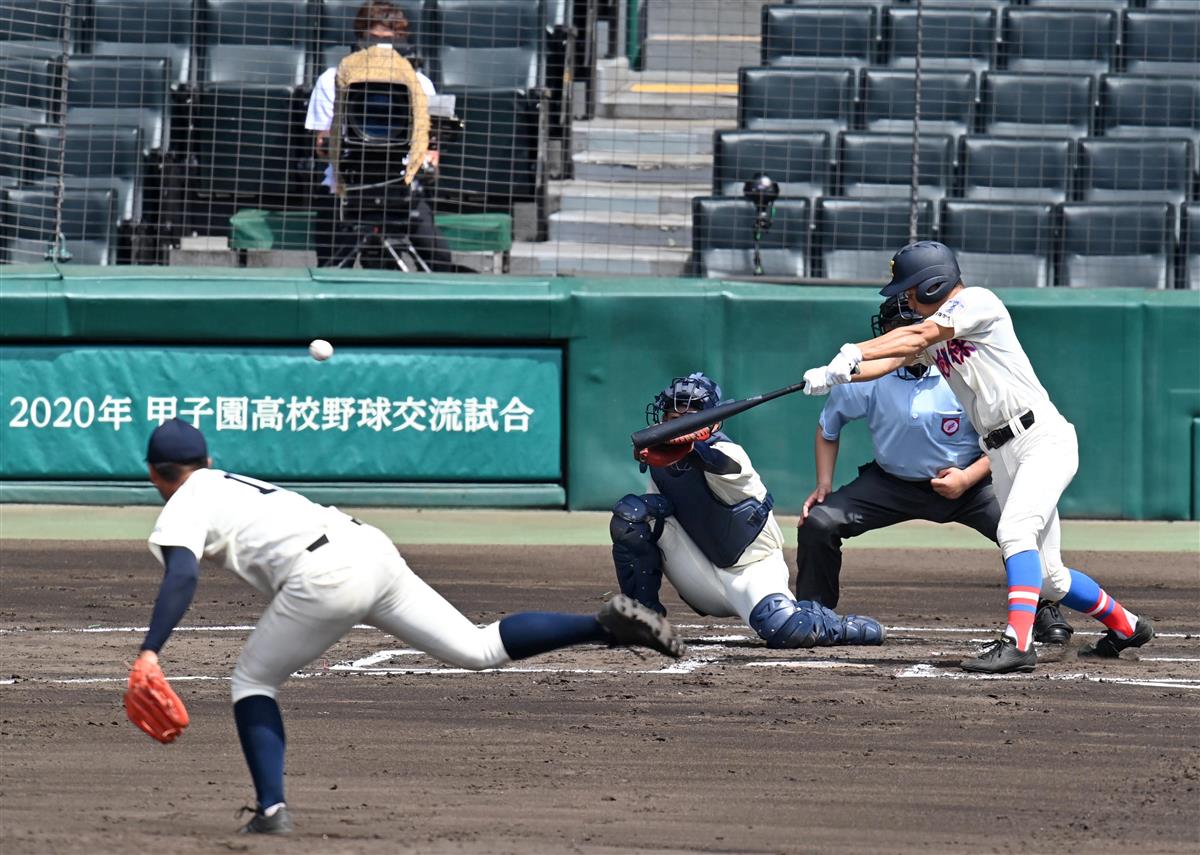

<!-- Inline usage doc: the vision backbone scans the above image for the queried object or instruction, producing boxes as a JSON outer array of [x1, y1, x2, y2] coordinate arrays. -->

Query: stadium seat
[[317, 0, 429, 75], [959, 137, 1073, 204], [0, 122, 22, 189], [1059, 202, 1175, 289], [433, 87, 544, 204], [1183, 204, 1199, 289], [0, 57, 58, 125], [760, 5, 876, 70], [813, 197, 933, 281], [200, 0, 311, 87], [692, 196, 811, 279], [1144, 0, 1200, 10], [0, 0, 66, 59], [738, 67, 855, 137], [1023, 0, 1128, 10], [1122, 11, 1200, 76], [1002, 8, 1117, 76], [1078, 138, 1192, 207], [2, 188, 118, 265], [65, 58, 171, 155], [836, 132, 953, 203], [711, 130, 830, 200], [187, 84, 299, 200], [23, 125, 145, 223], [981, 72, 1094, 139], [884, 8, 998, 74], [940, 200, 1056, 289], [91, 0, 195, 86], [860, 70, 976, 137], [1099, 75, 1200, 169], [430, 0, 543, 90]]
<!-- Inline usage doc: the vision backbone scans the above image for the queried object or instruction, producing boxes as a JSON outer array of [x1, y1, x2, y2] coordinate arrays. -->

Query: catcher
[[125, 419, 683, 835], [610, 372, 886, 649]]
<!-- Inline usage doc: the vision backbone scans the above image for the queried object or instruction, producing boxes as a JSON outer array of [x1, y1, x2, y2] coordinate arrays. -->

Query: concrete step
[[571, 118, 734, 156], [643, 36, 761, 75], [598, 92, 738, 122], [551, 180, 706, 218], [509, 240, 690, 278], [594, 59, 739, 122], [549, 209, 692, 249], [572, 149, 713, 184]]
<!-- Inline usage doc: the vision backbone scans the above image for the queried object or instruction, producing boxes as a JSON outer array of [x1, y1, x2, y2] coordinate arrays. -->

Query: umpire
[[796, 295, 1073, 643]]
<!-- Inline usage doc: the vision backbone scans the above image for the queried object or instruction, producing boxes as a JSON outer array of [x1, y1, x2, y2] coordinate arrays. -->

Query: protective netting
[[0, 1, 1196, 287]]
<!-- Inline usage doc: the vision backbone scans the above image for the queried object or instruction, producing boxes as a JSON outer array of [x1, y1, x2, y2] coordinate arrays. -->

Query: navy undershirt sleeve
[[141, 545, 200, 653]]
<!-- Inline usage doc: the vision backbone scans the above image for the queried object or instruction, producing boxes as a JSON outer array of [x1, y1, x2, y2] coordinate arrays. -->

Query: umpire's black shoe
[[1080, 616, 1155, 660], [1033, 599, 1074, 645], [237, 804, 293, 835], [961, 636, 1037, 674], [598, 594, 684, 659]]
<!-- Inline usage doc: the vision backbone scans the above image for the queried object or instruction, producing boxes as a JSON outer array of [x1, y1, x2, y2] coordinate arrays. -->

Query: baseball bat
[[631, 381, 807, 450]]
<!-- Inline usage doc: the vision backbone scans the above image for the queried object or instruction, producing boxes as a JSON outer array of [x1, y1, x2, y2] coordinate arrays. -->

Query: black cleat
[[237, 805, 293, 835], [597, 594, 685, 659], [961, 636, 1037, 674], [1033, 599, 1074, 645], [1080, 616, 1155, 660]]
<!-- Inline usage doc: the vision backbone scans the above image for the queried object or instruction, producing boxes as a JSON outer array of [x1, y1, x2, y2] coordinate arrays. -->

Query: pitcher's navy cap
[[880, 241, 961, 298], [146, 418, 208, 464]]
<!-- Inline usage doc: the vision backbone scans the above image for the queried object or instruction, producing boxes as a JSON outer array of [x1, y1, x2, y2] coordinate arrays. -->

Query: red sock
[[1006, 585, 1040, 651], [1087, 590, 1138, 638]]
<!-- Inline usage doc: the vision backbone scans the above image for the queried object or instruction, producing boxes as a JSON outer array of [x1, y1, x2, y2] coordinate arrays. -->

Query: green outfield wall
[[2, 265, 1198, 520]]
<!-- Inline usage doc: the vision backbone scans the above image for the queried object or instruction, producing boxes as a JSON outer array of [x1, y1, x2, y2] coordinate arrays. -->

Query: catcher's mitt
[[635, 442, 691, 468], [124, 657, 189, 744]]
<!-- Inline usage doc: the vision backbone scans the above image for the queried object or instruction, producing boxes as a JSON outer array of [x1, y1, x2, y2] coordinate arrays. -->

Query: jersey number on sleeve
[[223, 473, 277, 495]]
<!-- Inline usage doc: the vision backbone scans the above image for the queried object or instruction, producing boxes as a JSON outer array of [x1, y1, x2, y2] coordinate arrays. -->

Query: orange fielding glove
[[124, 656, 189, 744]]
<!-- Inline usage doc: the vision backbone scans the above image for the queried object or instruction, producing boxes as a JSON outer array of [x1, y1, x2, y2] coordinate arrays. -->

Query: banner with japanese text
[[0, 346, 561, 481]]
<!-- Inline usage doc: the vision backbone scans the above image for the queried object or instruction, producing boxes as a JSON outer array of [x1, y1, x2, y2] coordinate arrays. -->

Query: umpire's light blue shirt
[[819, 369, 982, 481]]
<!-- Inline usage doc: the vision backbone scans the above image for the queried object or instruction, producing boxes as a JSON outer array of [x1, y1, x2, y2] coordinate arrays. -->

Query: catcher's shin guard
[[792, 600, 886, 647], [749, 594, 824, 649], [610, 493, 671, 616]]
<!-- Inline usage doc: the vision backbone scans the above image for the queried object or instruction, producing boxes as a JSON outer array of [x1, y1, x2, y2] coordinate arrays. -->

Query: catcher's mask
[[870, 293, 920, 337], [646, 372, 723, 426]]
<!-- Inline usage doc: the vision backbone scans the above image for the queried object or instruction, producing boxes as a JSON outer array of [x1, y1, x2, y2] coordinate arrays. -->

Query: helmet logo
[[889, 258, 895, 277]]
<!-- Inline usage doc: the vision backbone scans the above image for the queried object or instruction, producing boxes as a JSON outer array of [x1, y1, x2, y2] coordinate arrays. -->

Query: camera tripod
[[328, 217, 431, 272]]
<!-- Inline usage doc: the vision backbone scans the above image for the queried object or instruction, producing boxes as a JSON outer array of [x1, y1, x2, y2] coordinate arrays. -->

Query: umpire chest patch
[[941, 417, 961, 436]]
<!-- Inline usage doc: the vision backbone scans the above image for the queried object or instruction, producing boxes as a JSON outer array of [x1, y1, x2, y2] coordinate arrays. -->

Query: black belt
[[983, 411, 1035, 451], [305, 518, 363, 553]]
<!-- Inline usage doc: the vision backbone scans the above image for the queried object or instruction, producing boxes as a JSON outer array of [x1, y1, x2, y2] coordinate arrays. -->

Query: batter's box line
[[895, 663, 1200, 690]]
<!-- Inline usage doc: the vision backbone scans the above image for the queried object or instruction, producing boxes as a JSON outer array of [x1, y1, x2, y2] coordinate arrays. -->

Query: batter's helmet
[[880, 240, 961, 305], [871, 293, 921, 338], [647, 372, 723, 426]]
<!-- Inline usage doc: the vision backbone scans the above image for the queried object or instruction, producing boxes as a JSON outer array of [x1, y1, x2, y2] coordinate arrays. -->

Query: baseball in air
[[308, 339, 334, 362]]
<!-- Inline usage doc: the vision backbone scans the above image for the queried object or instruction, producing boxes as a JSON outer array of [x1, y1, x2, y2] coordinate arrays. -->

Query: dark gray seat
[[813, 197, 934, 282], [982, 72, 1095, 139], [860, 70, 976, 137], [317, 0, 428, 73], [1078, 138, 1192, 207], [1002, 8, 1117, 75], [837, 132, 954, 204], [1183, 204, 1199, 290], [1144, 0, 1200, 10], [692, 196, 811, 280], [91, 0, 195, 86], [1059, 202, 1175, 289], [1122, 11, 1200, 76], [0, 0, 66, 59], [0, 57, 58, 125], [959, 137, 1073, 204], [201, 0, 310, 87], [1024, 0, 1127, 8], [761, 5, 876, 70], [24, 125, 144, 222], [2, 188, 117, 265], [66, 58, 171, 154], [188, 84, 299, 198], [885, 8, 998, 74], [738, 67, 855, 137], [1099, 75, 1200, 170], [431, 0, 543, 90], [0, 122, 22, 189], [711, 130, 830, 200], [940, 200, 1057, 289]]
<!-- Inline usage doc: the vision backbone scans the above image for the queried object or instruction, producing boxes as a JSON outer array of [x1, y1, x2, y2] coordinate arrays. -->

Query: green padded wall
[[2, 266, 1197, 519]]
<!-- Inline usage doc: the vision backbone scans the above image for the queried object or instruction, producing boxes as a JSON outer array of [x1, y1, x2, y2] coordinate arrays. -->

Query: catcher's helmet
[[871, 293, 921, 337], [880, 240, 961, 305], [647, 372, 723, 426]]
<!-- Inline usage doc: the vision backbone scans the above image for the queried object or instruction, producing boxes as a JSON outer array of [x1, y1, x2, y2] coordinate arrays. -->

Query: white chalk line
[[896, 663, 1200, 690]]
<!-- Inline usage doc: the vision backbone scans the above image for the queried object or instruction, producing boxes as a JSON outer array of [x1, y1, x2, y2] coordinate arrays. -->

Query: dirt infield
[[1, 541, 1197, 854]]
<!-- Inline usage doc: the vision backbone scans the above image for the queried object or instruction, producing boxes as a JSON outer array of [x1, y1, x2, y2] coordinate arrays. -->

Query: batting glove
[[825, 352, 857, 385], [838, 342, 863, 367], [802, 366, 831, 396]]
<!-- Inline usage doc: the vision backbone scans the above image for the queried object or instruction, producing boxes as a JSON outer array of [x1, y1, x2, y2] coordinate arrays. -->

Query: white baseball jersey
[[148, 468, 360, 595], [918, 287, 1060, 435], [305, 64, 437, 190]]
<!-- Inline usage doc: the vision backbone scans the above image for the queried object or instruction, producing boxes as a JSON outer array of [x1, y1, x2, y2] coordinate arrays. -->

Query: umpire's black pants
[[795, 461, 1000, 609]]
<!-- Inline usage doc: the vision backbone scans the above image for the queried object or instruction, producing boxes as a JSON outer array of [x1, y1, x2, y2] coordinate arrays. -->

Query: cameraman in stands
[[306, 1, 454, 271]]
